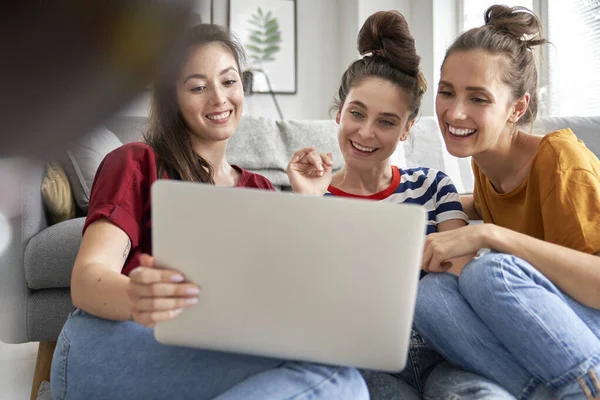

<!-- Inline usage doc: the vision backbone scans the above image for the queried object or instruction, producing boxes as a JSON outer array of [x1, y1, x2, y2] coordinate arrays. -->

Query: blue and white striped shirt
[[326, 166, 467, 235]]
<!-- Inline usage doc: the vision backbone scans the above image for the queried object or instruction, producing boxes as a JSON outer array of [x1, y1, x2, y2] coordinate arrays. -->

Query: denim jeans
[[50, 309, 368, 400], [360, 330, 443, 400], [362, 330, 517, 400], [414, 252, 600, 400]]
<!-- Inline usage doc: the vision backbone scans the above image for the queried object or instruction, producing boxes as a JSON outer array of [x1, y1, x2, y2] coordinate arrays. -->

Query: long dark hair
[[144, 24, 245, 183], [444, 5, 549, 126], [333, 11, 427, 122]]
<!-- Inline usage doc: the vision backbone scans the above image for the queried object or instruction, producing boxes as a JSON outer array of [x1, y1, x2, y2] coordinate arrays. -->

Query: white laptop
[[151, 180, 426, 372]]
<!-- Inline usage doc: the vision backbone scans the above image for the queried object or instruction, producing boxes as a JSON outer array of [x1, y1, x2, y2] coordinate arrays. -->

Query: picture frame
[[228, 0, 297, 94]]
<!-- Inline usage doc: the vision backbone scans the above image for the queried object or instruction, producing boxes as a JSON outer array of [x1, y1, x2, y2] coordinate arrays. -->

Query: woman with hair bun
[[415, 5, 600, 399], [287, 10, 512, 399]]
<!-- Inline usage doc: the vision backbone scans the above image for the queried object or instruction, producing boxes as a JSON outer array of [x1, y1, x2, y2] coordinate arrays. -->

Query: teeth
[[448, 125, 476, 136], [351, 141, 376, 152], [207, 111, 231, 121]]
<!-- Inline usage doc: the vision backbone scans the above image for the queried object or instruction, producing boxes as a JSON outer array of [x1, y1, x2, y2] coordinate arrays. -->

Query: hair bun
[[484, 5, 547, 47], [357, 10, 420, 77]]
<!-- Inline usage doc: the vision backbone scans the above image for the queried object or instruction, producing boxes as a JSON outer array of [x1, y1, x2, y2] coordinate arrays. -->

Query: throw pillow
[[41, 163, 76, 224], [62, 126, 122, 213]]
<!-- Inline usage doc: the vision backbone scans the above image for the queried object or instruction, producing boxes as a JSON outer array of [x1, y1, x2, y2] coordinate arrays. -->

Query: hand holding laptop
[[127, 254, 200, 327]]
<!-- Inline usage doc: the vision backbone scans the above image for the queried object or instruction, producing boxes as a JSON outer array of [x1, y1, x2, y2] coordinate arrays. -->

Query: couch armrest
[[25, 218, 85, 290]]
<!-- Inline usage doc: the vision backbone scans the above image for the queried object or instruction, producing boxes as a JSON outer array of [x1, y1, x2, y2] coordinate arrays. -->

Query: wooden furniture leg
[[30, 341, 57, 400]]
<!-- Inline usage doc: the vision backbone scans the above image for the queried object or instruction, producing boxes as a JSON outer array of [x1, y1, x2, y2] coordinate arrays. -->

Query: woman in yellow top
[[414, 5, 600, 400]]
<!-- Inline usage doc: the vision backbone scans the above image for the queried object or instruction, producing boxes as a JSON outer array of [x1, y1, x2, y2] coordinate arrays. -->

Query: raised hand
[[127, 254, 200, 327], [286, 146, 334, 196]]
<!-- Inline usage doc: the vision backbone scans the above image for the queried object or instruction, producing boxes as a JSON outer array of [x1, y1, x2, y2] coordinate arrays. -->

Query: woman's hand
[[127, 254, 200, 327], [286, 146, 334, 196], [422, 224, 497, 273]]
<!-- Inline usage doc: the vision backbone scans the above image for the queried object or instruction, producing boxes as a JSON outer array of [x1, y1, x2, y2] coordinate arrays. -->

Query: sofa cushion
[[62, 127, 122, 213], [393, 116, 474, 194], [41, 163, 76, 224], [226, 117, 343, 187], [534, 116, 600, 158], [104, 115, 148, 144], [24, 217, 85, 290]]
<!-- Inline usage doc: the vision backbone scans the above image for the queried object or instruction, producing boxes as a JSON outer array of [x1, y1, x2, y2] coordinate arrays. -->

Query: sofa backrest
[[535, 116, 600, 156], [103, 114, 599, 195]]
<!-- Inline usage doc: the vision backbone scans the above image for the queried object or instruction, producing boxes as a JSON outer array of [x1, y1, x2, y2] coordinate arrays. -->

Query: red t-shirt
[[83, 142, 275, 275]]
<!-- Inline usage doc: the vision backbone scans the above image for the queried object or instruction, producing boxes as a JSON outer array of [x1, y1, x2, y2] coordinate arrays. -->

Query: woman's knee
[[50, 310, 154, 399], [328, 366, 369, 399], [459, 252, 531, 305]]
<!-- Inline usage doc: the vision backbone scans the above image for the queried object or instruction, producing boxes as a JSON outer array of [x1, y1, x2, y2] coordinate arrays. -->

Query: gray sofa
[[1, 115, 599, 398]]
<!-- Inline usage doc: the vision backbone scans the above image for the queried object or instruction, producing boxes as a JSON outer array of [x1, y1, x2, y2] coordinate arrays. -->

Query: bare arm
[[71, 219, 201, 325], [460, 195, 482, 220], [70, 219, 133, 321], [423, 223, 600, 308], [436, 219, 475, 275], [486, 226, 600, 309]]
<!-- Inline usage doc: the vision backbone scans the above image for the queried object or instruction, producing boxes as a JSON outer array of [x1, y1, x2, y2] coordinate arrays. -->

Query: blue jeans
[[50, 309, 368, 400], [414, 252, 600, 399], [361, 329, 517, 399], [360, 329, 443, 400]]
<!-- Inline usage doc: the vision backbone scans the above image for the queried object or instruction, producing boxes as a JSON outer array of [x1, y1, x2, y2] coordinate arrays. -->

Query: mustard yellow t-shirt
[[473, 129, 600, 254]]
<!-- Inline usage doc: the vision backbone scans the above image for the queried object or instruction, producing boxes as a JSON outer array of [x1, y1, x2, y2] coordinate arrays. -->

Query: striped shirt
[[326, 166, 467, 235]]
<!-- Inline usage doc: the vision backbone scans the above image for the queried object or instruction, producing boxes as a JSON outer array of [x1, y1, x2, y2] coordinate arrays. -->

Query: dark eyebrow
[[348, 100, 402, 120], [438, 80, 495, 101], [183, 66, 238, 83]]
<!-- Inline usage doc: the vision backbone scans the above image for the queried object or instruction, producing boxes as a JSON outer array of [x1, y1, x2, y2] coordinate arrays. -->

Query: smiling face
[[176, 42, 243, 145], [336, 77, 414, 171], [435, 49, 527, 158]]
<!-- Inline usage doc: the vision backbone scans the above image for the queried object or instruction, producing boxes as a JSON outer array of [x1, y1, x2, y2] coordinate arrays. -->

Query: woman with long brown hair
[[49, 23, 368, 400], [416, 5, 600, 399]]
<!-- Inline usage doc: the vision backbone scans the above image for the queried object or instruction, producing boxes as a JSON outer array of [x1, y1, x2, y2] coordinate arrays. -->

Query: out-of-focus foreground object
[[0, 2, 195, 397], [0, 0, 194, 158]]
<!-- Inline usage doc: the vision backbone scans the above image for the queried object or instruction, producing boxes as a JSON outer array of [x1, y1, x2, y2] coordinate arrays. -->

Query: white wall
[[120, 0, 342, 120], [119, 0, 461, 119], [243, 0, 341, 120]]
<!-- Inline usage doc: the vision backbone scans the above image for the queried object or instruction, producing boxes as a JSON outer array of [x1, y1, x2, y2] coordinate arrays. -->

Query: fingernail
[[185, 287, 200, 295], [170, 274, 185, 282], [173, 308, 184, 315], [185, 297, 199, 305]]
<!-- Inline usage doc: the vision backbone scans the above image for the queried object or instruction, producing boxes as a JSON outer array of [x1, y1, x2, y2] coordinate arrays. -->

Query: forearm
[[460, 195, 481, 220], [71, 263, 133, 321], [486, 226, 600, 309]]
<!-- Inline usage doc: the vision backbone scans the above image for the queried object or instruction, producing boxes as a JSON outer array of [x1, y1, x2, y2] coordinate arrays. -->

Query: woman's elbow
[[70, 264, 84, 309]]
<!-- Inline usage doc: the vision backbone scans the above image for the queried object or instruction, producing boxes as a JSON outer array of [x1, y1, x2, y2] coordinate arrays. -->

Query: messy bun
[[484, 5, 547, 48], [333, 10, 426, 121], [358, 11, 420, 77], [443, 5, 549, 126]]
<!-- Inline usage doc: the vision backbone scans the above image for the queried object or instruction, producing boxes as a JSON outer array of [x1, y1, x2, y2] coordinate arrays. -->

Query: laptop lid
[[152, 180, 425, 371]]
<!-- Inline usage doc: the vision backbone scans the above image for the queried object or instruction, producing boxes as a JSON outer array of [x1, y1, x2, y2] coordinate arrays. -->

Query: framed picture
[[228, 0, 297, 94]]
